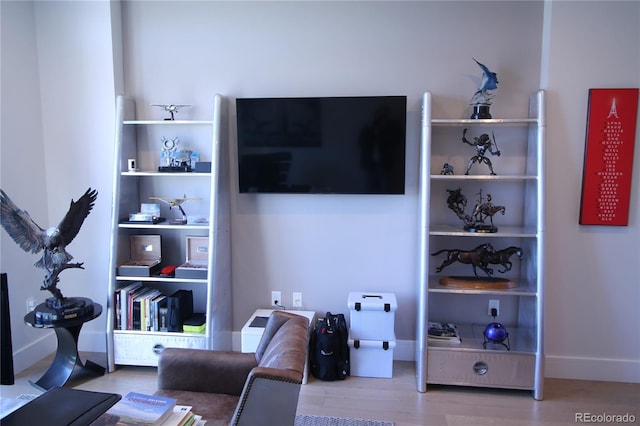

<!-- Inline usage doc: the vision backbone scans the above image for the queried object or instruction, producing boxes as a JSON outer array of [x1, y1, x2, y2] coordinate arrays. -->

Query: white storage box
[[348, 337, 396, 378], [347, 292, 397, 341]]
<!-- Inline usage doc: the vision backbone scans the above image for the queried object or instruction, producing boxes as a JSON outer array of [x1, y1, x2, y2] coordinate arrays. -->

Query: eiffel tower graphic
[[607, 97, 619, 119]]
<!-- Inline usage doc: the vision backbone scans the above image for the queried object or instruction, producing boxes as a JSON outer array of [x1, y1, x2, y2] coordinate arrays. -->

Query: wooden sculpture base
[[440, 276, 516, 289]]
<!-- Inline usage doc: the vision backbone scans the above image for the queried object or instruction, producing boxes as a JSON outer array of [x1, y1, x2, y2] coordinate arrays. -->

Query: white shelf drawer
[[114, 332, 206, 366], [427, 348, 535, 390]]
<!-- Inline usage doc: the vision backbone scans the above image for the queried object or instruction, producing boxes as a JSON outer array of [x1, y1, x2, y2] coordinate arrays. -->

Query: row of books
[[427, 322, 461, 343], [92, 392, 206, 425], [114, 282, 169, 331], [115, 283, 207, 333]]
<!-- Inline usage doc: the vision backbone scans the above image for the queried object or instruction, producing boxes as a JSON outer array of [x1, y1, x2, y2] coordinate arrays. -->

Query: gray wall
[[0, 0, 638, 382]]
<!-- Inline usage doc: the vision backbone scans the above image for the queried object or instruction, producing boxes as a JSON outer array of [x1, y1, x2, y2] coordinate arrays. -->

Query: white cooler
[[348, 338, 396, 378], [347, 292, 397, 378], [347, 292, 397, 341]]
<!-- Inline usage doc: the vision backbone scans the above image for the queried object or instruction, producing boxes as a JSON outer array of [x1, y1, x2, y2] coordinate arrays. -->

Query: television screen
[[236, 96, 407, 194]]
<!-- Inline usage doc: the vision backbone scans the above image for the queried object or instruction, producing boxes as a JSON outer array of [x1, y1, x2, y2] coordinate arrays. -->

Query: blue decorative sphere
[[484, 322, 508, 343]]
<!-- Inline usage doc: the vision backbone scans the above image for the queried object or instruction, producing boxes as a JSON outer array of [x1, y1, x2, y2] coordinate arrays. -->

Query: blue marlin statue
[[471, 58, 498, 106]]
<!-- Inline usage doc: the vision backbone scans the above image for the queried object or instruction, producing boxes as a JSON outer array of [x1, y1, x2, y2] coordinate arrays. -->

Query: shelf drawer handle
[[153, 343, 165, 355], [473, 360, 488, 375]]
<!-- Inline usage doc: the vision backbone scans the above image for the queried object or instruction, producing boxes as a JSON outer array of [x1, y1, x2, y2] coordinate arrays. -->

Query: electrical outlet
[[26, 297, 37, 313], [488, 299, 500, 317], [271, 291, 282, 307], [292, 292, 302, 308]]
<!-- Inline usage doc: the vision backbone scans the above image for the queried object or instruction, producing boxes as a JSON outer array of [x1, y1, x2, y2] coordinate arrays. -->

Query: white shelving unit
[[416, 91, 545, 400], [106, 95, 232, 371]]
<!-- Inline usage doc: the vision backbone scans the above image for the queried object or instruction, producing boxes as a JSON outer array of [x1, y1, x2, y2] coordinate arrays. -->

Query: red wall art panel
[[579, 88, 639, 226]]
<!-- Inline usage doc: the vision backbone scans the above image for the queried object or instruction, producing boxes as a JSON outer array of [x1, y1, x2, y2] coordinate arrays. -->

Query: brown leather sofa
[[155, 311, 310, 426]]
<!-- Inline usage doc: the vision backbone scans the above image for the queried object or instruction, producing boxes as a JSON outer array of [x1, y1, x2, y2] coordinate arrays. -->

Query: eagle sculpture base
[[35, 297, 95, 325]]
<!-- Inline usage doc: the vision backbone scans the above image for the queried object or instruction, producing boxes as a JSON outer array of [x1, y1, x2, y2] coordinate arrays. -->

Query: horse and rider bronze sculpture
[[446, 187, 505, 233]]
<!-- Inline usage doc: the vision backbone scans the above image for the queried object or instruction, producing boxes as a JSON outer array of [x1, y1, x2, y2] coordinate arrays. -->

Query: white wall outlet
[[488, 299, 500, 316], [26, 297, 37, 313], [271, 291, 282, 307], [292, 292, 302, 308]]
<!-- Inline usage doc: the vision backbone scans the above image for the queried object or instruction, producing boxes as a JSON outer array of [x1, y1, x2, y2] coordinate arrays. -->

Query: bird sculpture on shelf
[[149, 195, 201, 225], [0, 188, 97, 307], [151, 104, 191, 120]]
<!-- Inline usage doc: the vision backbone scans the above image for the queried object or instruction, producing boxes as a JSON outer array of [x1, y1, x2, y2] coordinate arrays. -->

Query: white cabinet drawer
[[114, 333, 206, 366]]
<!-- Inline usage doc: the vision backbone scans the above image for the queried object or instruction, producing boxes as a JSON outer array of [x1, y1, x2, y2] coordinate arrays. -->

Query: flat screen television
[[236, 96, 407, 194]]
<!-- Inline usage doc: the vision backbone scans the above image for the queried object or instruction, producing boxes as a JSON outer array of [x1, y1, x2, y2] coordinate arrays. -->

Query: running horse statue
[[431, 243, 496, 277], [431, 244, 523, 278], [483, 246, 523, 273]]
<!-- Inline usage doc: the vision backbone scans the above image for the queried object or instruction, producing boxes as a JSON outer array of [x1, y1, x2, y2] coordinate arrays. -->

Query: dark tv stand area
[[24, 302, 105, 391]]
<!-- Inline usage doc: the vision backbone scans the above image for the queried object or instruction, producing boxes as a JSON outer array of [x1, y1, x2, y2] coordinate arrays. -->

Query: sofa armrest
[[232, 366, 303, 426], [157, 348, 258, 396]]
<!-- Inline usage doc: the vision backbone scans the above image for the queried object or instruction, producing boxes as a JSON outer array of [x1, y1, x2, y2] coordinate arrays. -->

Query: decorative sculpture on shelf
[[152, 104, 191, 121], [446, 187, 505, 233], [431, 243, 495, 277], [440, 163, 455, 175], [484, 322, 510, 350], [0, 188, 97, 315], [462, 128, 501, 175], [431, 242, 523, 290], [159, 136, 196, 172], [469, 58, 498, 119], [149, 195, 201, 225]]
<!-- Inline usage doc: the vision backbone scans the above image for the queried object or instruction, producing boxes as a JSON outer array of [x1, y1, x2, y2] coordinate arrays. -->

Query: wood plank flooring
[[1, 352, 638, 426]]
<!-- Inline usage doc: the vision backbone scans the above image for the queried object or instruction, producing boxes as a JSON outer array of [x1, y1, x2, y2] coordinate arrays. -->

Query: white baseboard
[[545, 355, 640, 383], [12, 332, 56, 374], [17, 333, 639, 384]]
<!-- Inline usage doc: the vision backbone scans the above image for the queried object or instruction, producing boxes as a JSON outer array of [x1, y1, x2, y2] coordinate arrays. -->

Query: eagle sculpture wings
[[0, 188, 97, 305]]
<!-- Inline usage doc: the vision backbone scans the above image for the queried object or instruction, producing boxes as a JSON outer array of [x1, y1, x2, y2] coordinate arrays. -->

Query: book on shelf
[[428, 322, 461, 343], [115, 284, 173, 332], [92, 392, 176, 425]]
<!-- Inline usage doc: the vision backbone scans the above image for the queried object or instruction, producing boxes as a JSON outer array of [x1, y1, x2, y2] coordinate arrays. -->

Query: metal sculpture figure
[[483, 246, 523, 273], [149, 195, 201, 225], [446, 187, 505, 233], [152, 104, 191, 120], [470, 58, 498, 105], [462, 128, 501, 175], [0, 188, 97, 307], [431, 243, 496, 277], [432, 243, 523, 278]]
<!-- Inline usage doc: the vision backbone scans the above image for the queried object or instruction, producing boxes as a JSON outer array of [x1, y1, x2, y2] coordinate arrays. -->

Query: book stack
[[427, 322, 461, 343], [114, 283, 168, 331], [183, 313, 206, 334], [92, 392, 206, 426]]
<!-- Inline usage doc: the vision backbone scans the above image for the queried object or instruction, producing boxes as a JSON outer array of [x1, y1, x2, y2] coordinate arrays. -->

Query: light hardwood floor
[[1, 352, 638, 426]]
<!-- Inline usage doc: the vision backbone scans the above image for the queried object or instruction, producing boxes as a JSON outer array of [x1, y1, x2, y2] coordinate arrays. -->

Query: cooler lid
[[347, 292, 397, 312], [129, 235, 161, 261]]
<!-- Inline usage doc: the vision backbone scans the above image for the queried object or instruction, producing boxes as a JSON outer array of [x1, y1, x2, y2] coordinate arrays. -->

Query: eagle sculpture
[[0, 188, 97, 306]]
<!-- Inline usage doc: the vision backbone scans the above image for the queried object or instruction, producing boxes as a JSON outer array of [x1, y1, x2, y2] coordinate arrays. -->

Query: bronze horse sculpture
[[432, 244, 523, 277], [483, 246, 523, 273], [431, 243, 495, 277]]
